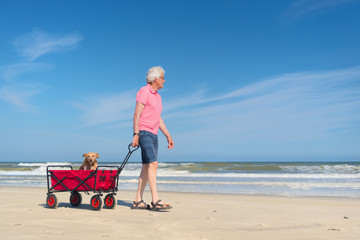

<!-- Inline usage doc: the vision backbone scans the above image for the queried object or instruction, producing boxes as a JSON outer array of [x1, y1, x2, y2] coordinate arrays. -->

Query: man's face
[[155, 73, 165, 89]]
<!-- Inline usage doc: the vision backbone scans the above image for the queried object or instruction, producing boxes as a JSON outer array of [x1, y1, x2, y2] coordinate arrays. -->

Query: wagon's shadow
[[40, 200, 133, 210], [40, 202, 93, 210], [117, 200, 132, 207]]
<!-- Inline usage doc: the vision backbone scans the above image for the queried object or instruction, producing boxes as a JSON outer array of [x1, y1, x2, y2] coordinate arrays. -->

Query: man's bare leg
[[133, 164, 149, 207], [147, 161, 170, 208]]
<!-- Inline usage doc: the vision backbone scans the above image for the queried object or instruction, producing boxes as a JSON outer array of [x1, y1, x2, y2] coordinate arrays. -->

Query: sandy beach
[[0, 187, 359, 239]]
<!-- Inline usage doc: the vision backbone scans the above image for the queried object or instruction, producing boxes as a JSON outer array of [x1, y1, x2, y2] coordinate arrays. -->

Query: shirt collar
[[147, 84, 158, 94]]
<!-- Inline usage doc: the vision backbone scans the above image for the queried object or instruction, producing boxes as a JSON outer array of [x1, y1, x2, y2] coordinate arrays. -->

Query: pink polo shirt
[[136, 84, 162, 135]]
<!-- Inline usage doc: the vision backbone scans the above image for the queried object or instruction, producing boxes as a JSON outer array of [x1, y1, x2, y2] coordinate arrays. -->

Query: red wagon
[[46, 144, 138, 210]]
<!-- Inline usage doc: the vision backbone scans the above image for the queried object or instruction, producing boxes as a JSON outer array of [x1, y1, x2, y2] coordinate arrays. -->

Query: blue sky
[[0, 0, 359, 162]]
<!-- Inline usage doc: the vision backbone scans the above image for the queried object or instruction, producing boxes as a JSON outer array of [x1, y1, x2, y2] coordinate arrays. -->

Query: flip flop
[[150, 200, 172, 211], [131, 200, 150, 210]]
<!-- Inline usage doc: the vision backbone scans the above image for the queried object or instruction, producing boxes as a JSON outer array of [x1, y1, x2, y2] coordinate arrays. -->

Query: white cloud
[[0, 62, 52, 109], [70, 91, 136, 126], [162, 66, 360, 155], [0, 30, 83, 109], [163, 89, 207, 111], [285, 0, 355, 20], [0, 62, 54, 82], [0, 83, 45, 110], [11, 29, 83, 61]]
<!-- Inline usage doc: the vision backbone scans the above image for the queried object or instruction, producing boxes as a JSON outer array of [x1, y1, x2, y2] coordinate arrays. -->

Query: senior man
[[131, 66, 174, 211]]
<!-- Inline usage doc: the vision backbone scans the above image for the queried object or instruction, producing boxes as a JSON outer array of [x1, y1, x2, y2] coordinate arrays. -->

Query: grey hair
[[146, 66, 165, 84]]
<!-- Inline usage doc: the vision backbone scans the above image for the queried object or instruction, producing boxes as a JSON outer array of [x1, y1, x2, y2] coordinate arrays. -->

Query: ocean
[[0, 161, 359, 198]]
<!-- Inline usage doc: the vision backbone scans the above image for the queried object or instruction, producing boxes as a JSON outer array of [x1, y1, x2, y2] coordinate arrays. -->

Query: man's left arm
[[159, 117, 174, 149]]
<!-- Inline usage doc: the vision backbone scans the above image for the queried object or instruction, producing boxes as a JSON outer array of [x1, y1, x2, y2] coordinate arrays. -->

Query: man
[[131, 66, 174, 211]]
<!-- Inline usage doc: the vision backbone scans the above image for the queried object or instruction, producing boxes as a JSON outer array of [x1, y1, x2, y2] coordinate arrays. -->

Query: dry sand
[[0, 187, 359, 240]]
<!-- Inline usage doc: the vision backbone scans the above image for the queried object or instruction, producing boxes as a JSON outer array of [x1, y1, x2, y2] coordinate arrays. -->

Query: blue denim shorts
[[139, 130, 158, 164]]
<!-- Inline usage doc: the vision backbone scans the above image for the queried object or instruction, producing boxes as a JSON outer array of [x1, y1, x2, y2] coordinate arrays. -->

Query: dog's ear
[[96, 153, 99, 158], [82, 153, 87, 158]]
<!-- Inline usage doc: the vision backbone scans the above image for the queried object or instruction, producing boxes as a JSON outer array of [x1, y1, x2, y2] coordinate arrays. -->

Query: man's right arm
[[132, 102, 145, 147]]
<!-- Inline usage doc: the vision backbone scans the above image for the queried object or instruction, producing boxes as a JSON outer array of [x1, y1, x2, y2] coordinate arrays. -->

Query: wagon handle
[[128, 143, 139, 153], [118, 143, 139, 172]]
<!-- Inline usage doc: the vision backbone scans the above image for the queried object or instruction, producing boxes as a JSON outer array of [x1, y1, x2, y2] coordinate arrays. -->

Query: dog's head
[[82, 152, 99, 166]]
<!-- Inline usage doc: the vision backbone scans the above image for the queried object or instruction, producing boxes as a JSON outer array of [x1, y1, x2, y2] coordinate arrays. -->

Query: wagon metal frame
[[45, 144, 138, 210]]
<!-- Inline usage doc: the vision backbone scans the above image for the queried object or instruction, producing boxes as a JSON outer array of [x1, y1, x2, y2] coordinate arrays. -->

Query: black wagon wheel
[[90, 194, 103, 210], [70, 191, 82, 207], [104, 194, 116, 209], [46, 194, 58, 208]]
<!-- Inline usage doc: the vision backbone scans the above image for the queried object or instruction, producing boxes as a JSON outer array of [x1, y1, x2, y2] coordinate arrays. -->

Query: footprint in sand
[[99, 234, 109, 237], [40, 230, 64, 236]]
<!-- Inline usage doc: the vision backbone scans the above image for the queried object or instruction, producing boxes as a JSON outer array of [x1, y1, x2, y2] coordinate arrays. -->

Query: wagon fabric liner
[[50, 170, 118, 191]]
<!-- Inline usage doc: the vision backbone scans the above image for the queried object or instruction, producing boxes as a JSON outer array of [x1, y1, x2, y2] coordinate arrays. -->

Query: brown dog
[[79, 152, 99, 170]]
